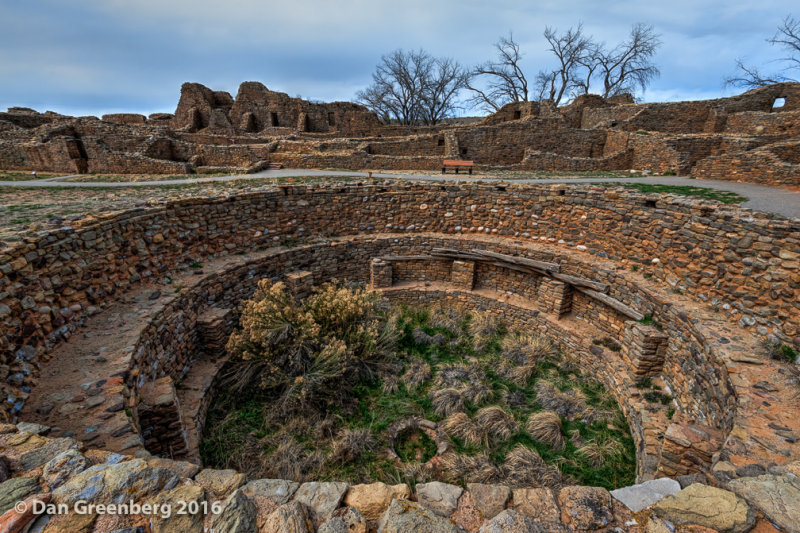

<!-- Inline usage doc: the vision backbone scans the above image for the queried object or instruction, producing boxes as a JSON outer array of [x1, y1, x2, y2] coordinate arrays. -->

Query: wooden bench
[[442, 160, 474, 175]]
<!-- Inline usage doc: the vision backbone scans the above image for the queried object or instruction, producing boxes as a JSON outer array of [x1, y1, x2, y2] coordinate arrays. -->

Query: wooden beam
[[552, 273, 609, 293], [577, 288, 645, 321], [430, 248, 484, 261], [471, 249, 560, 273], [379, 255, 436, 262]]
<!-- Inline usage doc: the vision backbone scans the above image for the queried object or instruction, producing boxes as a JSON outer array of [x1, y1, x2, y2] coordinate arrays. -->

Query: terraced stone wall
[[119, 235, 732, 479], [1, 183, 797, 429]]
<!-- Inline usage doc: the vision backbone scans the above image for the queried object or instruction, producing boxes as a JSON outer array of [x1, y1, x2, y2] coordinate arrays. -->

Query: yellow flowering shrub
[[225, 279, 397, 413]]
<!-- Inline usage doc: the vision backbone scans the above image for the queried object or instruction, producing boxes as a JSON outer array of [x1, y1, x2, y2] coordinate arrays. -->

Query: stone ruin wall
[[1, 82, 800, 185], [1, 183, 799, 532], [1, 183, 798, 472], [170, 81, 383, 136], [2, 183, 798, 396]]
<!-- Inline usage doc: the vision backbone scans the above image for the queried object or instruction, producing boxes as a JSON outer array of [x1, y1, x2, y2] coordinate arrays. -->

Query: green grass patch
[[201, 301, 636, 489], [612, 183, 746, 204]]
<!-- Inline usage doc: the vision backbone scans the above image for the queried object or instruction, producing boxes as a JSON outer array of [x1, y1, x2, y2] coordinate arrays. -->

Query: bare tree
[[418, 57, 469, 125], [536, 24, 595, 105], [356, 49, 429, 125], [466, 33, 529, 113], [357, 49, 466, 125], [726, 15, 800, 88], [596, 23, 661, 97]]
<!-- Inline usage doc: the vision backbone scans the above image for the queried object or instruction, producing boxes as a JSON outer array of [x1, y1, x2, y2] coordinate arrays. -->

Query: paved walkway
[[1, 170, 798, 219]]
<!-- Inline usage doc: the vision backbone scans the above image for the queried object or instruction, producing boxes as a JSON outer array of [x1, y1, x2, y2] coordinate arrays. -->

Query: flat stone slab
[[651, 483, 756, 533], [610, 477, 682, 512], [728, 474, 800, 533], [416, 481, 464, 517]]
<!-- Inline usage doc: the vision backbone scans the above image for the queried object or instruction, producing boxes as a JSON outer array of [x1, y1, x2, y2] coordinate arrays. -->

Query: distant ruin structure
[[0, 81, 798, 185]]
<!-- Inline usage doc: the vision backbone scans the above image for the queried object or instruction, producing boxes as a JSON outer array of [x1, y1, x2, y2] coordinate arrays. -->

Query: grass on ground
[[0, 170, 60, 181], [613, 182, 746, 204], [201, 302, 635, 490]]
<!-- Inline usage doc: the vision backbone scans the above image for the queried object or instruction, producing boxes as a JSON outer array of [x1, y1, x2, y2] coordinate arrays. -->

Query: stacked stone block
[[195, 307, 232, 357], [621, 323, 669, 377], [537, 279, 573, 318], [285, 270, 314, 298], [451, 260, 476, 290], [370, 259, 392, 289], [656, 423, 723, 477], [137, 376, 189, 459]]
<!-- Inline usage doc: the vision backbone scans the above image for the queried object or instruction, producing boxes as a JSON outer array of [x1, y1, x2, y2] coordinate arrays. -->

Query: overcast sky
[[0, 0, 794, 117]]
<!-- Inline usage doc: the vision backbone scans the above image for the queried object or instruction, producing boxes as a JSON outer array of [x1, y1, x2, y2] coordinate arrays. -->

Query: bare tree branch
[[724, 59, 789, 89], [770, 15, 800, 71], [466, 33, 529, 113], [725, 14, 799, 88], [419, 57, 469, 125], [539, 24, 594, 105], [597, 23, 661, 98], [356, 49, 466, 125]]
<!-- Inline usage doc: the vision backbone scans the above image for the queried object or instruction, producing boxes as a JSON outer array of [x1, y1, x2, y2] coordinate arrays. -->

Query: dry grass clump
[[461, 381, 493, 404], [503, 444, 564, 488], [430, 388, 465, 417], [504, 390, 528, 409], [468, 311, 499, 351], [441, 412, 485, 446], [527, 410, 564, 451], [577, 439, 625, 468], [582, 406, 616, 424], [330, 428, 374, 463], [402, 461, 435, 483], [440, 452, 503, 484], [534, 380, 588, 420], [413, 327, 445, 346], [474, 406, 518, 441], [429, 305, 465, 336], [265, 437, 324, 481], [402, 357, 431, 391], [435, 362, 485, 388], [501, 333, 556, 365], [381, 372, 400, 395]]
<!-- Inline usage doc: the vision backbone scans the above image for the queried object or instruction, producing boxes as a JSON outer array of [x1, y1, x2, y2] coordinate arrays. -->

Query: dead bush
[[441, 412, 485, 446], [504, 390, 528, 409], [402, 357, 431, 391], [440, 452, 502, 484], [474, 406, 518, 441], [534, 380, 588, 420], [468, 311, 499, 351], [461, 381, 493, 404], [503, 444, 563, 488], [331, 428, 374, 463], [527, 410, 564, 451], [501, 333, 556, 366], [430, 388, 465, 417]]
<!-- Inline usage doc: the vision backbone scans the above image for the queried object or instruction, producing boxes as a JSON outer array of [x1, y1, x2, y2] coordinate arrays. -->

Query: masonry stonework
[[2, 82, 799, 186]]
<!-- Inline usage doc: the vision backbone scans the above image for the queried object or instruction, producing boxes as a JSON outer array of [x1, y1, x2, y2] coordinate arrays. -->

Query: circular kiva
[[3, 184, 799, 501]]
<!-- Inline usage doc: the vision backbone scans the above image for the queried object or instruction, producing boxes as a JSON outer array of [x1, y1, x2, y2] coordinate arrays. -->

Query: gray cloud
[[0, 0, 794, 116]]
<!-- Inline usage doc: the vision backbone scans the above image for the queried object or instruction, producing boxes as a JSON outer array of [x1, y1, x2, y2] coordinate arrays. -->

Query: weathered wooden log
[[552, 272, 609, 293], [577, 288, 645, 321], [470, 249, 560, 273]]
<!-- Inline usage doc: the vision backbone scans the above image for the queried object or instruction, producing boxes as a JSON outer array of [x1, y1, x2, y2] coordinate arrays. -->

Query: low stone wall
[[110, 234, 752, 481], [692, 139, 800, 185], [2, 183, 798, 424]]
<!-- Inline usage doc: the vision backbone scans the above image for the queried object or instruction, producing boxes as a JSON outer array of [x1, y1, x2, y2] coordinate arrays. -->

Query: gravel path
[[1, 169, 798, 219]]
